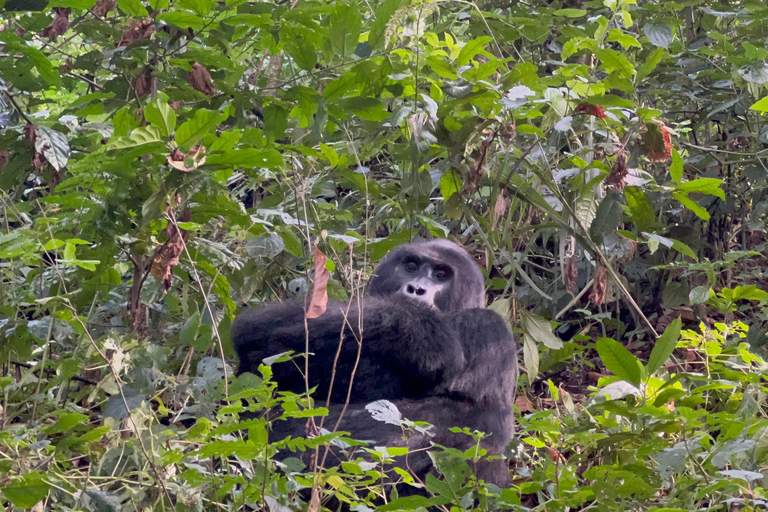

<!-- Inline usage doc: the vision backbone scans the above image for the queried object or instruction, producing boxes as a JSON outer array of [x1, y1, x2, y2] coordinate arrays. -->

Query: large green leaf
[[647, 317, 682, 374], [595, 337, 642, 386]]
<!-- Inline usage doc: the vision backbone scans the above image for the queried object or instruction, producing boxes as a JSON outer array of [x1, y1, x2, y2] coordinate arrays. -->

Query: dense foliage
[[2, 0, 768, 509]]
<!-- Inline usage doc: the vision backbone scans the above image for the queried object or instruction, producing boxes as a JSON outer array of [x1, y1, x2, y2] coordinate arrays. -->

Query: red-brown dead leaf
[[151, 207, 191, 291], [116, 18, 155, 47], [606, 150, 628, 191], [91, 0, 117, 17], [467, 130, 497, 193], [514, 395, 535, 413], [186, 62, 215, 96], [641, 119, 673, 163], [306, 245, 330, 319], [134, 66, 152, 97], [492, 193, 507, 230], [563, 254, 577, 295], [43, 7, 70, 41], [574, 103, 607, 119], [589, 265, 607, 306]]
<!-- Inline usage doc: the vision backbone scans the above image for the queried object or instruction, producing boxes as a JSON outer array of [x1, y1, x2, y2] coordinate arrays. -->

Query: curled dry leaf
[[151, 207, 191, 292], [166, 145, 206, 172], [641, 119, 673, 163], [91, 0, 117, 17], [514, 395, 535, 413], [306, 245, 330, 319], [134, 66, 152, 96], [467, 130, 497, 193], [589, 264, 607, 306], [606, 150, 628, 191], [116, 18, 155, 47], [574, 103, 607, 119], [43, 7, 70, 41], [563, 253, 577, 295], [492, 193, 507, 230], [186, 62, 215, 96]]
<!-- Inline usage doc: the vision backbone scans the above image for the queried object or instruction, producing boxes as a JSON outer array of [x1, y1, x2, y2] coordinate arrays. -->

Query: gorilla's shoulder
[[454, 308, 514, 338]]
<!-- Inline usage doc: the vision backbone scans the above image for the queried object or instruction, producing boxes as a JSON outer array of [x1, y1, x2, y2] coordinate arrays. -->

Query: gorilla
[[231, 239, 518, 489]]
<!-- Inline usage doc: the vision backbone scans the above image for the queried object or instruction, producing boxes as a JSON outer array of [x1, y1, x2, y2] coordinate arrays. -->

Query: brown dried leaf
[[43, 7, 70, 41], [563, 254, 577, 295], [151, 207, 191, 291], [467, 130, 497, 193], [186, 62, 215, 96], [306, 245, 330, 319], [589, 265, 607, 306], [134, 66, 152, 96], [91, 0, 117, 17], [116, 18, 155, 47], [641, 119, 673, 163], [514, 395, 535, 413], [606, 150, 628, 191], [492, 193, 507, 230], [574, 103, 607, 119]]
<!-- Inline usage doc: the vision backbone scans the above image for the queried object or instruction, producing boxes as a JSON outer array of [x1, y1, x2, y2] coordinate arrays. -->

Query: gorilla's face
[[368, 240, 485, 313]]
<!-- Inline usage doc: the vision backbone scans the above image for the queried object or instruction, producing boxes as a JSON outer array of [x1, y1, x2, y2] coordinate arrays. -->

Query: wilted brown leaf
[[43, 7, 70, 41], [186, 62, 215, 96], [641, 119, 673, 163], [134, 66, 152, 96], [514, 395, 535, 413], [492, 193, 507, 230], [467, 130, 496, 193], [574, 103, 607, 119], [116, 18, 155, 47], [306, 245, 330, 319], [563, 254, 577, 295], [151, 207, 191, 291], [606, 150, 628, 191], [91, 0, 116, 17], [589, 265, 607, 306], [166, 146, 206, 172]]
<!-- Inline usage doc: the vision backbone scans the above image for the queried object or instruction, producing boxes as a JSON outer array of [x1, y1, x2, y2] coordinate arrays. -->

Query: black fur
[[232, 240, 518, 488]]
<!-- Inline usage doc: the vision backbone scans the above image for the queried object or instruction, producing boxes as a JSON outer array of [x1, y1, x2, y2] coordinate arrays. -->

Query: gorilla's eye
[[405, 261, 418, 272], [433, 267, 451, 281]]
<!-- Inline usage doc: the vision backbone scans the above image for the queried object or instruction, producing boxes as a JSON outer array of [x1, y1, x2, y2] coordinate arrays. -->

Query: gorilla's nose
[[406, 284, 426, 296]]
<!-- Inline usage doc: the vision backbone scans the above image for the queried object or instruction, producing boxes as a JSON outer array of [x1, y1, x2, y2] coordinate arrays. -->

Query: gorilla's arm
[[232, 297, 466, 402]]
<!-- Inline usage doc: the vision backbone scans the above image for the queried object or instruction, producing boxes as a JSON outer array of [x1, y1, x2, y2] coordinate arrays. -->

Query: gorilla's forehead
[[395, 240, 479, 275]]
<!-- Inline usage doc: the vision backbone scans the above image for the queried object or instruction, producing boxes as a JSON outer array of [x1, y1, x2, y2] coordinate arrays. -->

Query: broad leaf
[[595, 337, 642, 386], [647, 317, 681, 374]]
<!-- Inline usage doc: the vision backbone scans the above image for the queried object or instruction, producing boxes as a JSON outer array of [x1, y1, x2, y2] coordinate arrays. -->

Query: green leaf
[[595, 49, 635, 78], [676, 178, 725, 200], [673, 192, 710, 220], [144, 97, 176, 137], [521, 311, 563, 350], [647, 317, 681, 374], [522, 336, 539, 383], [554, 8, 586, 17], [328, 3, 362, 58], [117, 0, 146, 17], [178, 0, 214, 16], [319, 144, 339, 167], [670, 148, 683, 184], [595, 337, 642, 386], [180, 312, 200, 347], [368, 0, 405, 49], [45, 412, 89, 434], [206, 149, 283, 169], [456, 36, 492, 66], [606, 29, 641, 49], [690, 286, 711, 305], [749, 96, 768, 112], [644, 23, 673, 49], [157, 11, 205, 31], [175, 110, 227, 149], [637, 47, 665, 81], [439, 170, 461, 200], [589, 192, 623, 244], [279, 227, 304, 258], [561, 37, 597, 60], [285, 37, 317, 71], [108, 126, 163, 151], [50, 0, 96, 7], [2, 472, 50, 509]]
